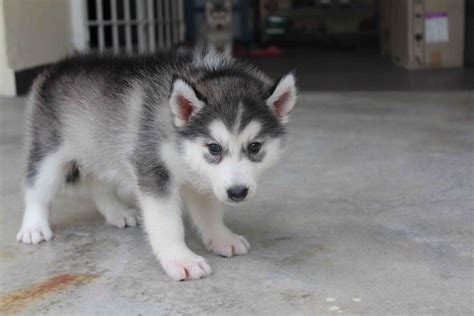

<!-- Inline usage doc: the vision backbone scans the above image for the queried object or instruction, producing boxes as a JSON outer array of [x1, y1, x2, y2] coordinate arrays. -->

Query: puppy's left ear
[[169, 79, 205, 127], [266, 73, 297, 124]]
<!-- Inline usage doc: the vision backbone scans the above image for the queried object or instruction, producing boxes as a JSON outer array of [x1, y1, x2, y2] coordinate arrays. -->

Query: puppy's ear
[[266, 73, 297, 124], [169, 79, 205, 127]]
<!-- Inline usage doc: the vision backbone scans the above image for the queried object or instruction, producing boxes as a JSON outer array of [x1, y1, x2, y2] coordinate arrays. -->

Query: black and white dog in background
[[17, 49, 297, 281], [198, 0, 233, 56]]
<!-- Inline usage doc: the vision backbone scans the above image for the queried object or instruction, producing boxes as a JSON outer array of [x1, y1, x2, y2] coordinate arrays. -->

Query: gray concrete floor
[[0, 92, 473, 315]]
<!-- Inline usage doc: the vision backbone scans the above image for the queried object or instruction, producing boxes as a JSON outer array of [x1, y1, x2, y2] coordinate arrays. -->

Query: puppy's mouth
[[226, 199, 246, 204], [214, 193, 250, 205]]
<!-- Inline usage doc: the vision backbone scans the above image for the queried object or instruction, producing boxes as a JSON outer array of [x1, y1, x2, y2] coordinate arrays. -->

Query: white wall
[[0, 0, 15, 96], [0, 0, 75, 96]]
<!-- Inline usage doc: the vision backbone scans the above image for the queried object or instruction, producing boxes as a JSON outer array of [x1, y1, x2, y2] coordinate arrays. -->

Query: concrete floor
[[0, 92, 473, 315]]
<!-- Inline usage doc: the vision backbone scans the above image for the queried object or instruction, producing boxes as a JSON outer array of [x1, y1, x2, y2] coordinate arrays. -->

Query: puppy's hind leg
[[182, 184, 250, 258], [90, 180, 138, 228], [17, 149, 67, 244]]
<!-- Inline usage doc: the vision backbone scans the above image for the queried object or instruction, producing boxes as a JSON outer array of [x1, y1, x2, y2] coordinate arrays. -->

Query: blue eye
[[208, 143, 222, 155], [248, 142, 262, 154]]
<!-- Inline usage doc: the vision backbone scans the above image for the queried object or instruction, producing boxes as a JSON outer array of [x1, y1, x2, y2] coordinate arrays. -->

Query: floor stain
[[260, 236, 292, 248], [0, 273, 97, 314], [281, 290, 313, 301], [281, 244, 326, 265], [0, 250, 15, 260]]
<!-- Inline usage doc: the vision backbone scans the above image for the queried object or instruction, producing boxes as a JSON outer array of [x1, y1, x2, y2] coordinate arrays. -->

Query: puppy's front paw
[[17, 224, 53, 244], [160, 252, 212, 281], [205, 232, 250, 258], [105, 208, 138, 228]]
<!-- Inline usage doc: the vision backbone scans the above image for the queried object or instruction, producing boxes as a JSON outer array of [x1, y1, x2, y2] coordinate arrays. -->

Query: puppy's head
[[170, 72, 297, 204], [205, 0, 232, 30]]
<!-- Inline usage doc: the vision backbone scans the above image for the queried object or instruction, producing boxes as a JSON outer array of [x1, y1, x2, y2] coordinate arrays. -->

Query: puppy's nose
[[227, 186, 248, 202]]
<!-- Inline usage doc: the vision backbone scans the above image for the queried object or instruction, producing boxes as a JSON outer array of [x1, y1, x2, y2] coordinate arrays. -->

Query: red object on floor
[[249, 46, 283, 57], [233, 44, 247, 56], [233, 45, 283, 57]]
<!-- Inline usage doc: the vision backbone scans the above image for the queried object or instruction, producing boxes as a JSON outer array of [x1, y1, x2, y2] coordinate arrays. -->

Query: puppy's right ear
[[169, 79, 205, 127], [266, 73, 297, 124]]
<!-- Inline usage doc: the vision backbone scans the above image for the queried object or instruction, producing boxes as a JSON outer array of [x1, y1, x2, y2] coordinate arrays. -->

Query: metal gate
[[71, 0, 186, 53]]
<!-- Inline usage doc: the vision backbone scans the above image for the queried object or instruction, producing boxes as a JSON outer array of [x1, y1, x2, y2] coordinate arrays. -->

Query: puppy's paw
[[17, 224, 53, 244], [205, 232, 250, 257], [160, 252, 212, 281], [105, 208, 138, 228]]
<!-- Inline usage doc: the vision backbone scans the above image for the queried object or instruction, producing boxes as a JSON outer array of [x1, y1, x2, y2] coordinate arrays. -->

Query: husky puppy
[[198, 0, 233, 56], [17, 50, 297, 281]]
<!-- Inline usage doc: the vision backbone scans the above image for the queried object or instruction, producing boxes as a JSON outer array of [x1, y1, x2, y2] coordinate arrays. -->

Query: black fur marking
[[198, 68, 261, 85], [46, 51, 194, 82], [133, 147, 172, 195], [133, 95, 172, 196], [242, 145, 266, 163], [204, 152, 222, 164], [135, 162, 171, 195], [65, 161, 81, 184], [239, 99, 286, 138], [25, 122, 62, 187]]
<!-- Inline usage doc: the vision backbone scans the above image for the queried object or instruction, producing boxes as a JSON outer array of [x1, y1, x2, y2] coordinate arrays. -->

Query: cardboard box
[[465, 0, 474, 66], [390, 0, 465, 69]]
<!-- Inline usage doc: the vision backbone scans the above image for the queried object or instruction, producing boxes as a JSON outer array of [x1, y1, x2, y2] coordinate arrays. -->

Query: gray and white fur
[[17, 49, 297, 281]]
